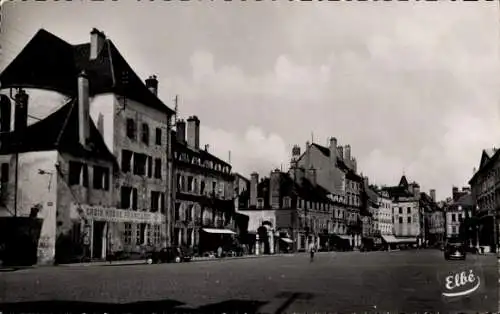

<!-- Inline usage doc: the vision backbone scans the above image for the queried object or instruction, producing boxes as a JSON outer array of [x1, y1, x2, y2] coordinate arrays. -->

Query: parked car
[[444, 238, 466, 260], [147, 247, 192, 264]]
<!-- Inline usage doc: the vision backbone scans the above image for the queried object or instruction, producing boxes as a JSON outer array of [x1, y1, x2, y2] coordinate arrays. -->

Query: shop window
[[136, 223, 145, 245], [155, 128, 162, 146], [153, 225, 161, 245], [257, 198, 264, 209], [124, 223, 132, 245]]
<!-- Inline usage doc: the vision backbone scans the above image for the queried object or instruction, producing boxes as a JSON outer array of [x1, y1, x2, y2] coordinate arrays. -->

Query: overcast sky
[[1, 1, 499, 201]]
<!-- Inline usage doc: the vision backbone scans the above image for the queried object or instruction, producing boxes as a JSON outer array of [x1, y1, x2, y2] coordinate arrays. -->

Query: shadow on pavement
[[0, 299, 268, 314]]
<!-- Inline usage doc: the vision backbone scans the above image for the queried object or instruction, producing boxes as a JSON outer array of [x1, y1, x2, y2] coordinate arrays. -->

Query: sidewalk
[[57, 252, 298, 267]]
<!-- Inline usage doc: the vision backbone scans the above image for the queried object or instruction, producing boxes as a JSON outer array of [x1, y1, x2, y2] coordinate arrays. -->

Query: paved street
[[0, 250, 498, 313]]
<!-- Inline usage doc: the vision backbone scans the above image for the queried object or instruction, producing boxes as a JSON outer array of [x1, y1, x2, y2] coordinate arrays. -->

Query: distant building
[[445, 187, 473, 243], [171, 117, 235, 255], [238, 169, 336, 254], [294, 139, 364, 249], [469, 148, 500, 253], [381, 175, 421, 248]]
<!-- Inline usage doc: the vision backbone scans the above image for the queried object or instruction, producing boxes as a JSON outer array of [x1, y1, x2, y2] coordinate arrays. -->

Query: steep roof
[[455, 193, 473, 207], [399, 175, 409, 187], [470, 148, 500, 185], [0, 99, 116, 164], [171, 131, 231, 168], [0, 29, 174, 115], [310, 143, 360, 179]]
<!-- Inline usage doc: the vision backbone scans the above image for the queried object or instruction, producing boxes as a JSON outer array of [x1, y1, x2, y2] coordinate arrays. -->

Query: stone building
[[0, 77, 116, 264], [381, 176, 421, 247], [444, 187, 474, 243], [469, 148, 500, 253], [171, 117, 235, 255], [238, 168, 334, 254], [0, 28, 176, 260], [294, 139, 364, 249]]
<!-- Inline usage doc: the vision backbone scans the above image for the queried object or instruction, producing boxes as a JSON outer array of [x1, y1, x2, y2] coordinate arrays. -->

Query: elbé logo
[[442, 269, 481, 298]]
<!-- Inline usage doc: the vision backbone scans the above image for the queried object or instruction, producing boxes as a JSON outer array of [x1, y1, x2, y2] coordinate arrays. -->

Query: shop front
[[199, 227, 237, 256], [77, 204, 166, 260]]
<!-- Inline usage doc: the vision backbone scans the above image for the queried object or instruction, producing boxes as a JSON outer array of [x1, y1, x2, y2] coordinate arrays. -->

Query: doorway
[[92, 221, 105, 259]]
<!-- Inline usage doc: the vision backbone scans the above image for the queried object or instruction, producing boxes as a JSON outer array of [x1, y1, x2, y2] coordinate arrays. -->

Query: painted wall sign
[[81, 205, 166, 224]]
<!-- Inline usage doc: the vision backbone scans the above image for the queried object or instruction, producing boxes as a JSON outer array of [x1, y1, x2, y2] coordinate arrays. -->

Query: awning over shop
[[280, 238, 293, 244], [381, 235, 399, 243], [202, 228, 236, 235], [395, 237, 417, 243], [336, 235, 350, 240]]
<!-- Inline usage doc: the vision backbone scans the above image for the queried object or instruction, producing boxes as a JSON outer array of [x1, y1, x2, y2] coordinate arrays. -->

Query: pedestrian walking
[[309, 245, 315, 262]]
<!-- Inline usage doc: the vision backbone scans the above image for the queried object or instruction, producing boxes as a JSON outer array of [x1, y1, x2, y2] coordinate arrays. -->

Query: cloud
[[200, 125, 289, 178]]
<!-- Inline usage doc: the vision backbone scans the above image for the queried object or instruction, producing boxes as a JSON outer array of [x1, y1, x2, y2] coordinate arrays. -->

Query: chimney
[[430, 189, 436, 202], [344, 145, 351, 162], [337, 146, 344, 160], [97, 113, 104, 137], [329, 137, 337, 163], [204, 144, 209, 152], [352, 157, 357, 173], [250, 172, 259, 207], [270, 169, 281, 209], [186, 115, 200, 149], [0, 95, 11, 133], [90, 28, 106, 60], [290, 144, 301, 168], [176, 119, 186, 143], [145, 75, 158, 96], [363, 176, 369, 187], [78, 71, 90, 147], [14, 89, 28, 133]]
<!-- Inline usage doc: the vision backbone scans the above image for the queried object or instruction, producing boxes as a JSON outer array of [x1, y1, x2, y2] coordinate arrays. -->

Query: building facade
[[469, 148, 500, 253], [376, 189, 394, 235], [0, 28, 176, 261], [0, 75, 116, 265], [294, 138, 364, 248], [171, 117, 235, 255]]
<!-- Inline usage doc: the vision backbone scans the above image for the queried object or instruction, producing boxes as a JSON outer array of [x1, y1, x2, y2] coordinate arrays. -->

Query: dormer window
[[257, 198, 264, 209]]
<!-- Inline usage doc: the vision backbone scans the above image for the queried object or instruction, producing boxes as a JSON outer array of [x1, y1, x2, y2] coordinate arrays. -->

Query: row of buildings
[[0, 27, 484, 266]]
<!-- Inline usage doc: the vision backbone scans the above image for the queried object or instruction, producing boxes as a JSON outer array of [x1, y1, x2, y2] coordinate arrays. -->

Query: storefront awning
[[395, 237, 417, 243], [202, 228, 236, 235], [280, 238, 294, 244], [336, 235, 350, 240], [381, 235, 399, 243]]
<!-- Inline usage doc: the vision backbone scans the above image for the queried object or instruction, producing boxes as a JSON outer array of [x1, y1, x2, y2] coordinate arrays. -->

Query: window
[[155, 128, 162, 146], [121, 150, 133, 173], [147, 156, 153, 178], [68, 161, 88, 187], [398, 207, 402, 214], [136, 223, 146, 245], [153, 225, 161, 245], [283, 197, 291, 208], [141, 123, 149, 145], [132, 188, 138, 210], [407, 207, 411, 214], [200, 180, 205, 195], [124, 223, 132, 245], [257, 198, 264, 209], [93, 166, 110, 190], [126, 118, 136, 140], [407, 217, 411, 223], [121, 186, 132, 209], [133, 153, 147, 176], [1, 163, 8, 183], [452, 214, 456, 222], [151, 191, 161, 212], [154, 158, 162, 179], [187, 176, 194, 192], [175, 203, 181, 221], [399, 217, 403, 224], [186, 204, 193, 221], [212, 181, 217, 194], [452, 226, 457, 234]]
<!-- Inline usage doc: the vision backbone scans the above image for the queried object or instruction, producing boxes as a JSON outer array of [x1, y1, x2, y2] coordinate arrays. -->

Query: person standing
[[309, 244, 315, 262]]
